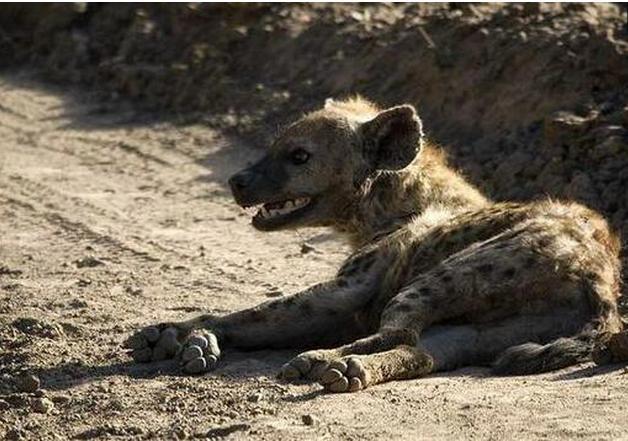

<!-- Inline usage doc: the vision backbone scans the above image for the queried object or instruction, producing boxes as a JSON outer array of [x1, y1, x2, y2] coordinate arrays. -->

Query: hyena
[[125, 97, 625, 392]]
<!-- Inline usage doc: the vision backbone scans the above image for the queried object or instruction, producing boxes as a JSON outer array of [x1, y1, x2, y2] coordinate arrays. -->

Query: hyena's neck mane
[[338, 143, 490, 249]]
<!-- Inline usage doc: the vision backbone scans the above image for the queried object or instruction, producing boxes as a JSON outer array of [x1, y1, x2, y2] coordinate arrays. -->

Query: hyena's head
[[229, 97, 424, 231]]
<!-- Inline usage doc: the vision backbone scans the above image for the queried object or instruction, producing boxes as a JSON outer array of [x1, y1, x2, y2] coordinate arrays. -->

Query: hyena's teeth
[[257, 197, 312, 219]]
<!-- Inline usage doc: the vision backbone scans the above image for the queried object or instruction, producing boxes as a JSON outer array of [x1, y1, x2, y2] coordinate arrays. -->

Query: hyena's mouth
[[244, 197, 313, 229]]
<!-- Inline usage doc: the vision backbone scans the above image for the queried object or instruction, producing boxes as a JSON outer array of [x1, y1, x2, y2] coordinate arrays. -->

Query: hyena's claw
[[179, 330, 221, 375]]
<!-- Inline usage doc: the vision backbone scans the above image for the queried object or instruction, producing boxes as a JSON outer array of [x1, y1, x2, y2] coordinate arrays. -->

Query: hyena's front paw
[[278, 350, 339, 382], [124, 325, 186, 363], [179, 329, 221, 375], [319, 356, 369, 393]]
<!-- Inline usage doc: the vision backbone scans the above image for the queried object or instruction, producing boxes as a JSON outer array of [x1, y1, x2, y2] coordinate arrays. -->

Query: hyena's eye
[[289, 148, 310, 165]]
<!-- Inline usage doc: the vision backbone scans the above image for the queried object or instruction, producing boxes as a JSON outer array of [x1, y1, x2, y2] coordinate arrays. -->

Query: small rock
[[203, 424, 250, 438], [74, 256, 105, 268], [247, 393, 263, 403], [301, 414, 316, 426], [33, 388, 46, 397], [51, 394, 71, 405], [31, 397, 54, 414], [265, 289, 283, 298], [300, 243, 316, 254], [0, 265, 22, 276], [4, 429, 23, 441], [12, 318, 64, 339], [173, 428, 188, 439], [4, 394, 29, 408], [126, 285, 143, 296], [77, 278, 92, 287], [16, 374, 40, 393]]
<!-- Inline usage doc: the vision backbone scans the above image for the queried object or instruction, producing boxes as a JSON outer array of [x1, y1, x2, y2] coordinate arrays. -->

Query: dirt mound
[[1, 4, 628, 283]]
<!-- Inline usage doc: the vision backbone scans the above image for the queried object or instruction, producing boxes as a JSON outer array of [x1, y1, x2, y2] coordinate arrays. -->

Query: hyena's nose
[[228, 170, 255, 193]]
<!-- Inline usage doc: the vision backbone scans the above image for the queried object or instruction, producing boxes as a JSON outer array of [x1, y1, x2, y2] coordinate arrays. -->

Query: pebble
[[34, 389, 46, 397], [203, 424, 251, 438], [52, 394, 72, 405], [300, 243, 316, 254], [247, 393, 263, 403], [74, 256, 105, 268], [301, 414, 316, 426], [265, 289, 283, 298], [16, 374, 40, 393], [173, 428, 188, 439], [4, 429, 23, 441], [32, 397, 54, 414]]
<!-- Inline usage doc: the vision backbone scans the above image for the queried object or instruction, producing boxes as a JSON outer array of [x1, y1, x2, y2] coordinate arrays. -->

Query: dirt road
[[1, 72, 627, 440]]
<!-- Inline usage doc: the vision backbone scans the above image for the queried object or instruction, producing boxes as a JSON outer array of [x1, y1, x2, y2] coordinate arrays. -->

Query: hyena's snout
[[228, 168, 256, 203]]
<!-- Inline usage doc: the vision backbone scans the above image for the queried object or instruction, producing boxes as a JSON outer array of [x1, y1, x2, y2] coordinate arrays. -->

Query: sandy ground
[[1, 72, 628, 440]]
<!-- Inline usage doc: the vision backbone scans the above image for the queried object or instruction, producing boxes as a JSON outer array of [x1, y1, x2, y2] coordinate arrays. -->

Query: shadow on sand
[[30, 347, 298, 392]]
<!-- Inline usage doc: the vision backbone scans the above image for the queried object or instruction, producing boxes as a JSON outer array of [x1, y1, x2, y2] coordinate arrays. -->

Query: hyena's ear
[[359, 105, 424, 171]]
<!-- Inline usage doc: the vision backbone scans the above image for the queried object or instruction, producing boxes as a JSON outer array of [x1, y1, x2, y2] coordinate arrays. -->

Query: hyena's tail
[[492, 294, 624, 375], [492, 333, 595, 375]]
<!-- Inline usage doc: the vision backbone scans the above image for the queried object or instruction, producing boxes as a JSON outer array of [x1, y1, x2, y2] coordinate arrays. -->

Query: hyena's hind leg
[[374, 222, 618, 379], [280, 329, 435, 391], [319, 346, 433, 392], [291, 222, 614, 392], [311, 309, 591, 392]]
